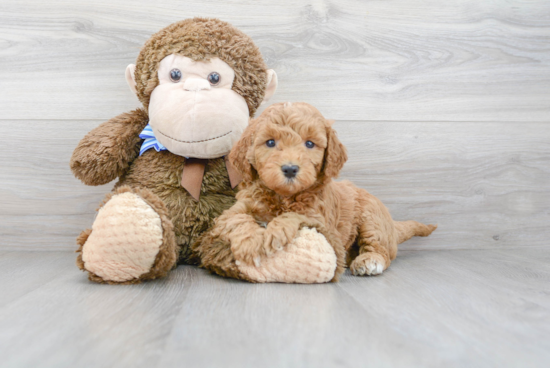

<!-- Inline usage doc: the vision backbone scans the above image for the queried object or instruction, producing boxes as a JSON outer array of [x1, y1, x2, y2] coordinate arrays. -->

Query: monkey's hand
[[70, 109, 149, 186]]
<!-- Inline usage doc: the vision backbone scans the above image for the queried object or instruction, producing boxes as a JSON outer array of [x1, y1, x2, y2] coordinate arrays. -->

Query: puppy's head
[[229, 102, 347, 196]]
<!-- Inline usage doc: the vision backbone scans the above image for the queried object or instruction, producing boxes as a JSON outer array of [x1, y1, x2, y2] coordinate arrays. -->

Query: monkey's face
[[147, 54, 250, 159]]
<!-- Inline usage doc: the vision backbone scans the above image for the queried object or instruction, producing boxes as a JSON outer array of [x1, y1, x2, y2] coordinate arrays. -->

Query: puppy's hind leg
[[350, 219, 437, 276], [350, 196, 397, 276], [350, 226, 392, 276]]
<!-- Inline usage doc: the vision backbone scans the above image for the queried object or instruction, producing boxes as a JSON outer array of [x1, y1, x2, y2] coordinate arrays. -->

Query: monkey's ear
[[125, 64, 137, 95], [229, 120, 258, 182], [322, 123, 348, 179], [260, 69, 278, 105]]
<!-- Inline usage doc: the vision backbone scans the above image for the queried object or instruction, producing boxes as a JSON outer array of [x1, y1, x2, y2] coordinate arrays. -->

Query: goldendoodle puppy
[[196, 102, 436, 281]]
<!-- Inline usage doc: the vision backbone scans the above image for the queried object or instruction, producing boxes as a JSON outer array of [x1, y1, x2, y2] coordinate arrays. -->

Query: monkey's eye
[[266, 139, 276, 148], [305, 141, 315, 149], [208, 72, 220, 85], [170, 69, 182, 82]]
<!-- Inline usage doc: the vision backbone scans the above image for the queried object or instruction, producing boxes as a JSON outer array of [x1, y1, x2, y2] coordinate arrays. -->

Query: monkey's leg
[[195, 226, 342, 284], [76, 186, 177, 284], [192, 231, 249, 281], [239, 227, 342, 283]]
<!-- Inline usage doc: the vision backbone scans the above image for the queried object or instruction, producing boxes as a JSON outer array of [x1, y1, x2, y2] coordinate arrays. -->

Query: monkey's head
[[125, 18, 278, 159]]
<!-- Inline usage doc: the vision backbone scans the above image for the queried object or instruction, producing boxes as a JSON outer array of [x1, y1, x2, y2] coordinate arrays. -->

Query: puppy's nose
[[281, 165, 299, 179]]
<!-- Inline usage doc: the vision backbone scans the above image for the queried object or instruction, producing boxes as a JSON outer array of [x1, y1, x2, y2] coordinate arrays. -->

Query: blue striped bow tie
[[139, 124, 167, 156]]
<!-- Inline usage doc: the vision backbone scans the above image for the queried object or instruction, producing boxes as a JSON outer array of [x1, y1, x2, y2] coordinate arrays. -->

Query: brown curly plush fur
[[71, 18, 271, 283], [134, 18, 268, 116], [72, 108, 238, 268], [198, 102, 437, 279]]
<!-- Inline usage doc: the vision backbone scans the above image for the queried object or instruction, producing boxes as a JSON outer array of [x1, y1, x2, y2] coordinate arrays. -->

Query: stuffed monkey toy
[[71, 18, 338, 284]]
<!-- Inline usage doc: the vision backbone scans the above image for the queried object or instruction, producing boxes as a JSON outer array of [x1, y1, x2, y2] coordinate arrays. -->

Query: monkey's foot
[[236, 228, 337, 283], [76, 186, 177, 284]]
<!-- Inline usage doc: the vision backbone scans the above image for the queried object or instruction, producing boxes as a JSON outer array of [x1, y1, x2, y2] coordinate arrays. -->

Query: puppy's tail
[[394, 221, 437, 245]]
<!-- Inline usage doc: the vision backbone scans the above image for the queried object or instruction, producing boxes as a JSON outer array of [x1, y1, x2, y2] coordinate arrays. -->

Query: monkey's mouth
[[156, 129, 233, 143]]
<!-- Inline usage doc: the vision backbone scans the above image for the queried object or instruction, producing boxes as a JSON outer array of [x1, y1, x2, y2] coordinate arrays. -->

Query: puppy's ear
[[322, 122, 348, 179], [229, 119, 258, 182]]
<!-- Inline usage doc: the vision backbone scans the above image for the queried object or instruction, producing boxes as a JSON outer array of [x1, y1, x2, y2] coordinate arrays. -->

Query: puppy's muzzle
[[281, 165, 299, 179]]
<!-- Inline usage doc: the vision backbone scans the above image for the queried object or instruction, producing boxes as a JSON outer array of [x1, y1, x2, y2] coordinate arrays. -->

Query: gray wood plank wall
[[1, 0, 549, 250]]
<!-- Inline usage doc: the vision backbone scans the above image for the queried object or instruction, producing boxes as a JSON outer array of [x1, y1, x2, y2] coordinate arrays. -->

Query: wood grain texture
[[0, 249, 548, 368], [0, 251, 191, 368], [1, 120, 549, 250], [339, 121, 550, 250], [0, 0, 549, 121], [338, 249, 550, 368], [0, 120, 113, 250], [1, 0, 549, 250]]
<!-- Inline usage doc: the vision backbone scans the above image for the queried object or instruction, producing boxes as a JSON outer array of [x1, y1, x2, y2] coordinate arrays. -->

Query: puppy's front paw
[[231, 228, 266, 266], [263, 215, 301, 253], [350, 253, 387, 276]]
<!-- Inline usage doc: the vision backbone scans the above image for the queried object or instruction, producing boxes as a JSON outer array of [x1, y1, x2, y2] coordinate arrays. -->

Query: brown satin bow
[[180, 157, 242, 201]]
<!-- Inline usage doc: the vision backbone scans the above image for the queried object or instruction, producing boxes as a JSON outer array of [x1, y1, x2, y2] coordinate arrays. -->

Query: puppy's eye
[[170, 69, 182, 82], [266, 139, 276, 148], [208, 72, 220, 85], [305, 141, 315, 149]]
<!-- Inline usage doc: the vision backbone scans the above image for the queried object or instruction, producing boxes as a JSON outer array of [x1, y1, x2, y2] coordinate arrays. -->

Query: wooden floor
[[0, 249, 548, 368]]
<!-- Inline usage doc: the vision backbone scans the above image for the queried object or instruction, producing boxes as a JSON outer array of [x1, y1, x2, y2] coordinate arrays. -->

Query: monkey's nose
[[183, 78, 211, 91], [281, 165, 299, 179]]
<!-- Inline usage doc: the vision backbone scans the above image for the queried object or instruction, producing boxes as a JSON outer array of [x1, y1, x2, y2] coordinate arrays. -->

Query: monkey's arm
[[70, 108, 149, 186]]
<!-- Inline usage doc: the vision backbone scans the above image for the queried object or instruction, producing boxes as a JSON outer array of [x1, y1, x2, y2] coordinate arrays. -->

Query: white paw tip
[[353, 257, 385, 276], [365, 260, 384, 275], [367, 261, 384, 275], [253, 257, 261, 267]]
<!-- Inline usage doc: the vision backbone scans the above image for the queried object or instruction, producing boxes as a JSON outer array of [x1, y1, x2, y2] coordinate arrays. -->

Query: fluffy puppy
[[208, 102, 436, 278]]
